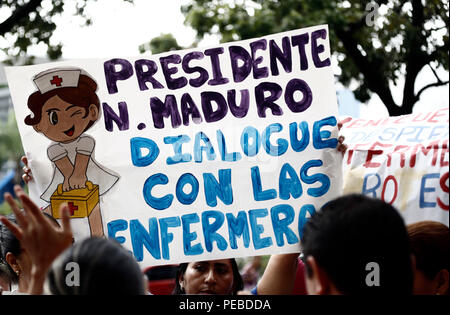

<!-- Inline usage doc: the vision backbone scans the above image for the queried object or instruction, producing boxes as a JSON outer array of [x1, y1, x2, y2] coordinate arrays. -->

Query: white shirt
[[40, 134, 119, 201]]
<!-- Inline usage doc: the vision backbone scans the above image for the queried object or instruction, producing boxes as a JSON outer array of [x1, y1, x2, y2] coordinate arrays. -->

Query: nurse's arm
[[54, 156, 74, 192], [69, 153, 90, 189]]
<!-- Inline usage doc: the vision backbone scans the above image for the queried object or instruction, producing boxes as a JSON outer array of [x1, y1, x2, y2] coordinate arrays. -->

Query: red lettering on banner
[[379, 117, 391, 126], [340, 117, 353, 126], [364, 142, 392, 168], [387, 145, 409, 168], [348, 139, 448, 169], [437, 172, 449, 211], [393, 116, 408, 124], [428, 108, 449, 123], [412, 112, 431, 122], [364, 119, 383, 127], [381, 175, 398, 204], [440, 140, 449, 167], [346, 143, 369, 165], [346, 119, 365, 128], [409, 140, 440, 167], [342, 109, 448, 132]]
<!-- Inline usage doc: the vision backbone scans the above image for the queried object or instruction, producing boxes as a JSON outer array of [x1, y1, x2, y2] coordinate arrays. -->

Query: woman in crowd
[[1, 214, 32, 294], [407, 221, 449, 295], [0, 212, 61, 294], [173, 259, 244, 295]]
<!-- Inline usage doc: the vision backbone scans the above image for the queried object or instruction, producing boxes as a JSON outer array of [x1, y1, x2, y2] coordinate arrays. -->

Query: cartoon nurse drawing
[[25, 67, 119, 237]]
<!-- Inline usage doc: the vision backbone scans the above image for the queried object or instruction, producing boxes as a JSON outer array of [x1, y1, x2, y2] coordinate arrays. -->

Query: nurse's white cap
[[33, 67, 90, 94]]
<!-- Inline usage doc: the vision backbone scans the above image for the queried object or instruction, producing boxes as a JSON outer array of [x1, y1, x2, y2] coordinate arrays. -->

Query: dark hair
[[0, 213, 62, 284], [0, 215, 21, 283], [25, 74, 100, 132], [407, 221, 449, 280], [172, 258, 244, 295], [45, 237, 146, 295], [302, 194, 413, 295], [0, 262, 11, 289]]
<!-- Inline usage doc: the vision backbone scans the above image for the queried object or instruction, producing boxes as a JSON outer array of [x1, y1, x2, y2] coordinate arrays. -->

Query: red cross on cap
[[33, 68, 83, 94], [50, 75, 63, 87]]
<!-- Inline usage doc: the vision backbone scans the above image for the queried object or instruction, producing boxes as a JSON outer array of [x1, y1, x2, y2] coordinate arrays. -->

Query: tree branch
[[334, 26, 400, 115], [426, 42, 450, 64], [428, 64, 444, 84], [400, 0, 428, 114], [426, 26, 448, 32], [0, 0, 43, 36], [415, 80, 450, 103]]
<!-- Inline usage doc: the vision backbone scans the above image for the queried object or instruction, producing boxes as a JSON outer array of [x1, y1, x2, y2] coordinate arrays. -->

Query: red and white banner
[[340, 108, 449, 226]]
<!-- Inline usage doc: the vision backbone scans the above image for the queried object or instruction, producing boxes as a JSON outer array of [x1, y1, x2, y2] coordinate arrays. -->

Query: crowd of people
[[0, 136, 448, 295], [1, 181, 448, 295]]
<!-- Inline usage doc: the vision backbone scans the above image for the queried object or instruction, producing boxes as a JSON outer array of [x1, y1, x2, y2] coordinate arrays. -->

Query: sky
[[31, 0, 207, 58], [1, 0, 448, 118]]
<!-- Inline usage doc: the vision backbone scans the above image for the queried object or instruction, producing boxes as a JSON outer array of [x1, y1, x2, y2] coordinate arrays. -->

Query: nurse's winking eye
[[49, 110, 58, 125]]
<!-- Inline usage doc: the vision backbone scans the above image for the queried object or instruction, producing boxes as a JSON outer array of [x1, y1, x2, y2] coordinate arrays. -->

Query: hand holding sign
[[21, 156, 32, 184]]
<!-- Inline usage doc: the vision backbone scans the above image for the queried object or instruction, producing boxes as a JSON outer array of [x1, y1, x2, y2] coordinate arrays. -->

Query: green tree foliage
[[0, 111, 24, 185], [0, 0, 133, 64], [148, 0, 449, 116], [139, 33, 183, 55]]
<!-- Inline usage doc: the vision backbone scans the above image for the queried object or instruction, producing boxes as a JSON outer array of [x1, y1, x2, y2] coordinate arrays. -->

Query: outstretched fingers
[[59, 204, 73, 238], [0, 215, 23, 242], [14, 185, 47, 227], [4, 192, 28, 230]]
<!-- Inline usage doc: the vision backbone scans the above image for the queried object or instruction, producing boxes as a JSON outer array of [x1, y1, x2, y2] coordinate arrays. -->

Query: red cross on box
[[68, 202, 78, 216], [50, 75, 63, 87]]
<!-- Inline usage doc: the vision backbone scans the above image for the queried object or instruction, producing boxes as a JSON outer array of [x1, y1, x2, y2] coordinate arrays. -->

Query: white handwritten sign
[[6, 25, 342, 266], [340, 108, 449, 226]]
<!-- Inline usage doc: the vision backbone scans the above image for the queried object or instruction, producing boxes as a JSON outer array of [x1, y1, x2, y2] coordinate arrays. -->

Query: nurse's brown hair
[[25, 74, 100, 132]]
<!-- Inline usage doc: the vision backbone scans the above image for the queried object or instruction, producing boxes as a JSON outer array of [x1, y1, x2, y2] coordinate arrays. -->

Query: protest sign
[[340, 108, 449, 226], [6, 24, 342, 266]]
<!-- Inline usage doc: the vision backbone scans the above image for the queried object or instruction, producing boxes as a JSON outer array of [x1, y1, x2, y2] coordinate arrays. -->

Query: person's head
[[173, 259, 244, 295], [0, 261, 11, 292], [44, 237, 146, 295], [302, 194, 413, 295], [25, 70, 100, 143], [0, 213, 61, 292], [0, 215, 31, 290], [407, 221, 449, 295]]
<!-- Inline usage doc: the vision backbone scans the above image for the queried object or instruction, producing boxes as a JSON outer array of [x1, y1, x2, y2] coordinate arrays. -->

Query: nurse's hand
[[63, 177, 71, 192], [69, 174, 87, 190]]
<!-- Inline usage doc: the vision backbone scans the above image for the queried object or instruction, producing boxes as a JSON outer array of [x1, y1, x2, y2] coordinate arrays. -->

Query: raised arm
[[255, 253, 299, 295]]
